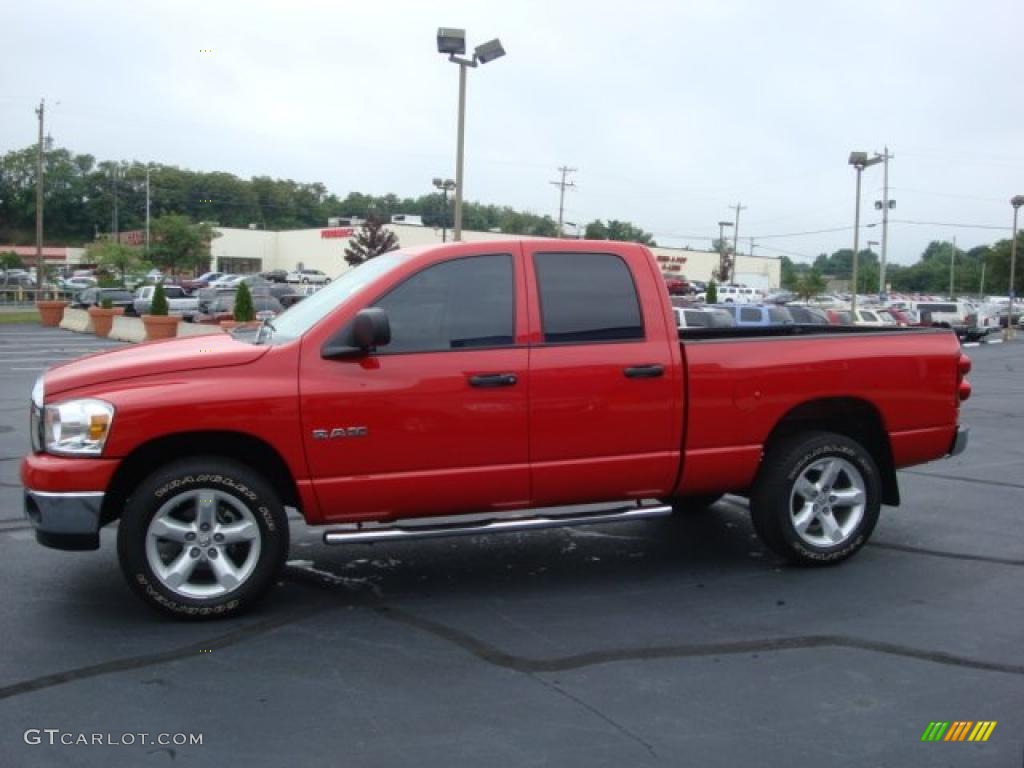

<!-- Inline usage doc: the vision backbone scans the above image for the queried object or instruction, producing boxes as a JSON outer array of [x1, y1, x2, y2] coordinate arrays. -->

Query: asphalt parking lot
[[0, 323, 1021, 767]]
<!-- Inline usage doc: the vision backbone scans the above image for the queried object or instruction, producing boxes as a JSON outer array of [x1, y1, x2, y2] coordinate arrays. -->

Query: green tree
[[344, 215, 399, 267], [149, 282, 169, 316], [233, 281, 255, 322], [794, 269, 827, 300], [584, 219, 657, 246], [0, 251, 23, 271], [86, 240, 146, 287], [705, 280, 717, 303], [150, 215, 217, 275]]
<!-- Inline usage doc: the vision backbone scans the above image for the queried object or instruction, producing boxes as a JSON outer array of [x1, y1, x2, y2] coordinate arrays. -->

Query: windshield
[[266, 250, 414, 343]]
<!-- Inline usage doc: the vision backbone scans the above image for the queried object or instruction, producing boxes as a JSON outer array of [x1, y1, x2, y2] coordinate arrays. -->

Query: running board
[[322, 504, 673, 545]]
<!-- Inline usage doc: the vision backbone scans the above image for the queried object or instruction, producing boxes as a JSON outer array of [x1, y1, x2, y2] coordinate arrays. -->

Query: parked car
[[60, 276, 97, 292], [673, 306, 736, 328], [266, 283, 306, 308], [715, 304, 794, 326], [180, 272, 225, 293], [661, 273, 689, 296], [714, 285, 758, 304], [71, 287, 135, 313], [209, 274, 241, 289], [133, 285, 200, 319], [848, 308, 891, 327], [193, 293, 284, 324], [286, 269, 330, 285], [783, 305, 830, 324], [763, 291, 797, 305], [21, 239, 970, 617], [260, 269, 289, 283]]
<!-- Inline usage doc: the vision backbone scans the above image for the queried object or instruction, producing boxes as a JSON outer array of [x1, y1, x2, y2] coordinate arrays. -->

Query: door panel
[[299, 251, 531, 522], [525, 247, 679, 505]]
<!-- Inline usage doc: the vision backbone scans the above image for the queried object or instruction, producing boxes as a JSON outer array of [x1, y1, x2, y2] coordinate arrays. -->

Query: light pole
[[437, 28, 506, 242], [848, 151, 884, 313], [717, 221, 733, 283], [432, 177, 456, 242], [1007, 195, 1024, 340]]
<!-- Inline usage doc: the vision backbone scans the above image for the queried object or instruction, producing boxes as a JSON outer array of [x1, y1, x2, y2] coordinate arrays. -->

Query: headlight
[[42, 399, 115, 456]]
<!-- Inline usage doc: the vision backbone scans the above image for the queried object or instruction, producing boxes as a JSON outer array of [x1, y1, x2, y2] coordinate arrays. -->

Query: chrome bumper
[[950, 426, 969, 457], [24, 489, 104, 551]]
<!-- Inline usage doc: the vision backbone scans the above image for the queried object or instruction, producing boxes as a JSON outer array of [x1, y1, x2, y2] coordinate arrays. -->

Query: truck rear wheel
[[117, 458, 289, 618], [750, 432, 880, 565]]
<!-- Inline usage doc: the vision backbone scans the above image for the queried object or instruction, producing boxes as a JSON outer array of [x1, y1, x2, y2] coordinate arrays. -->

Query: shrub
[[705, 280, 718, 303], [150, 282, 169, 316], [233, 281, 255, 322], [100, 297, 113, 309]]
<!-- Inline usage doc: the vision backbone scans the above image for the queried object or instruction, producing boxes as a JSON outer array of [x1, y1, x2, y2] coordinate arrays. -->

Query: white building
[[209, 225, 780, 289]]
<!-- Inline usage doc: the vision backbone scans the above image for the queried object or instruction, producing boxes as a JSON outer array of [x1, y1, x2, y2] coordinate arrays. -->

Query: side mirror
[[321, 307, 391, 359]]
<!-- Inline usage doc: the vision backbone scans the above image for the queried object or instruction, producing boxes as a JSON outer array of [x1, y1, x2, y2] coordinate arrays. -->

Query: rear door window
[[739, 307, 761, 322], [533, 252, 643, 343]]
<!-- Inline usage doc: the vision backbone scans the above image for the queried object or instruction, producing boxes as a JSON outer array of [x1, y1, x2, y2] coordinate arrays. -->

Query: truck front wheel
[[117, 458, 289, 618], [750, 432, 880, 565]]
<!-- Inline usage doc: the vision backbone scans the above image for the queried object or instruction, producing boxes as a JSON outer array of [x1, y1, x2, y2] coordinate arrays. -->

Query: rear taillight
[[957, 352, 972, 403]]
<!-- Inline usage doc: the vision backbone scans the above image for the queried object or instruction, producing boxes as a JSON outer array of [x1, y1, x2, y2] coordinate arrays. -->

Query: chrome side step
[[322, 503, 672, 545]]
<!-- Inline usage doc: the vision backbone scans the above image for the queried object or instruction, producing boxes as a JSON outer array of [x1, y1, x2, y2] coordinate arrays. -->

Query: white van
[[713, 285, 757, 304]]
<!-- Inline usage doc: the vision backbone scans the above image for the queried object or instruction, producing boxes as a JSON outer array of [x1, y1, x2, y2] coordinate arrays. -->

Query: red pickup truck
[[22, 240, 971, 618]]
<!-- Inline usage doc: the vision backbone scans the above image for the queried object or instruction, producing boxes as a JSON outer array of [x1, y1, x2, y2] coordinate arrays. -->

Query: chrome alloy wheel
[[144, 489, 262, 599], [789, 457, 867, 548]]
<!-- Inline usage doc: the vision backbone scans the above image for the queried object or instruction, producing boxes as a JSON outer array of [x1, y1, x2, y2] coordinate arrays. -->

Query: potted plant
[[87, 296, 125, 338], [220, 281, 259, 331], [35, 277, 68, 327], [141, 282, 179, 340]]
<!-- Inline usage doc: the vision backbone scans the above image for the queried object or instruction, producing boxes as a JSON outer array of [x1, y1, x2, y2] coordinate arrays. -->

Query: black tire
[[117, 457, 289, 619], [662, 493, 724, 515], [750, 431, 880, 566]]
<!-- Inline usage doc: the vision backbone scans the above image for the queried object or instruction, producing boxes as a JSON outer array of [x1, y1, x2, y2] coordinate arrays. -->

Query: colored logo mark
[[921, 721, 996, 742]]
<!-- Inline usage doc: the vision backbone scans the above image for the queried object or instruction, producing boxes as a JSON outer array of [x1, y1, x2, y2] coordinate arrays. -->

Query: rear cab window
[[533, 252, 644, 343]]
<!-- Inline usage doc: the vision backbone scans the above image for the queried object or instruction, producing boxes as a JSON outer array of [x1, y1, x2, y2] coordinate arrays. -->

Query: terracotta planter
[[87, 306, 125, 338], [142, 314, 180, 341], [36, 300, 69, 327]]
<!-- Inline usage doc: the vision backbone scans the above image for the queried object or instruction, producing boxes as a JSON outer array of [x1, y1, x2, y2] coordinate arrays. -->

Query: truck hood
[[45, 334, 270, 397]]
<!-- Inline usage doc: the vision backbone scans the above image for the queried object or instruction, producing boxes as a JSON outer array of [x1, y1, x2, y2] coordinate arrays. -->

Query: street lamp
[[432, 177, 456, 242], [1007, 194, 1024, 340], [437, 27, 506, 241], [848, 151, 884, 312], [717, 221, 734, 283]]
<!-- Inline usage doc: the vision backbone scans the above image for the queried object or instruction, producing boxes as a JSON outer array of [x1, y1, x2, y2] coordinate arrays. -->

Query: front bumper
[[949, 426, 969, 457], [24, 489, 104, 551]]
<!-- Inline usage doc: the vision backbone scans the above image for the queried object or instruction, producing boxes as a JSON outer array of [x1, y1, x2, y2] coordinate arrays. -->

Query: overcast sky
[[2, 0, 1021, 264]]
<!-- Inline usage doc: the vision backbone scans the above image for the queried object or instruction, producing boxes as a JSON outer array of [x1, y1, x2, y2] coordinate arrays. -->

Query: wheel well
[[764, 397, 900, 506], [100, 431, 301, 526]]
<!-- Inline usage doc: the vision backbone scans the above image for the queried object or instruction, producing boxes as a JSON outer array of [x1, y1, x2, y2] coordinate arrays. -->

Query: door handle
[[468, 373, 518, 388], [624, 364, 664, 379]]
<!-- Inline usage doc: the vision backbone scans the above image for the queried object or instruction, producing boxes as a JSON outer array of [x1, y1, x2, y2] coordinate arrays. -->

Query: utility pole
[[550, 166, 577, 238], [729, 202, 746, 282], [145, 167, 151, 255], [35, 98, 45, 292], [979, 261, 985, 300], [878, 147, 894, 296], [716, 220, 733, 282], [111, 166, 119, 243], [748, 237, 756, 257], [949, 236, 956, 297]]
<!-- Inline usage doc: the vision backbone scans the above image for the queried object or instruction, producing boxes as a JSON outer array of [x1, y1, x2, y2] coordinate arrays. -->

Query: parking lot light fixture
[[848, 151, 884, 312], [432, 178, 456, 242], [1007, 195, 1024, 340], [437, 27, 506, 241]]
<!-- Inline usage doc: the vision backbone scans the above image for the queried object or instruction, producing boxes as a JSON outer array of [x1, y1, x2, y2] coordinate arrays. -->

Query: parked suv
[[715, 304, 793, 326]]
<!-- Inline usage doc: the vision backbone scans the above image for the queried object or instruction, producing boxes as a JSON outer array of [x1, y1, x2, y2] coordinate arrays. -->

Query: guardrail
[[0, 287, 75, 306]]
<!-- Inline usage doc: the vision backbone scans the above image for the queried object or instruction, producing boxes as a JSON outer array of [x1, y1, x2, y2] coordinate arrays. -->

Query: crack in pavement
[[899, 469, 1024, 490], [0, 601, 336, 702], [375, 604, 1024, 676], [870, 540, 1024, 567], [532, 674, 658, 760]]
